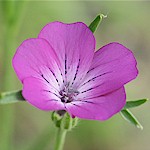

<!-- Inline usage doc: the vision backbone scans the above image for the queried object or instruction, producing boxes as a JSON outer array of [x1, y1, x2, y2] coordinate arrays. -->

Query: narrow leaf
[[123, 99, 148, 109], [0, 90, 25, 104], [89, 14, 107, 33], [120, 109, 143, 130]]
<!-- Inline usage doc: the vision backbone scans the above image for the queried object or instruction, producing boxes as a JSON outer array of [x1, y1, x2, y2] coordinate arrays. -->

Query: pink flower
[[13, 22, 138, 121]]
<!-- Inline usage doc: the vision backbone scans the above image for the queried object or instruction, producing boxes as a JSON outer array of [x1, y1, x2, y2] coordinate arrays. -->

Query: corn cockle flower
[[13, 22, 138, 121]]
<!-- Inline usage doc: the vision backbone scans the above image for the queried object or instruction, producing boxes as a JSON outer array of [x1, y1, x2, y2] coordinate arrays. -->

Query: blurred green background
[[0, 1, 150, 150]]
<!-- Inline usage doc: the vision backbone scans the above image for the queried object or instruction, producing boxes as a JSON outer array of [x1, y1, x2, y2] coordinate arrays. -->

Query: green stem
[[54, 128, 67, 150], [0, 23, 16, 150], [0, 1, 27, 150]]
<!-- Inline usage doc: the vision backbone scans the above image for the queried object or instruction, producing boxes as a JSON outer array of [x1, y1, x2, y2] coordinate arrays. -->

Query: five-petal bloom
[[13, 22, 138, 121]]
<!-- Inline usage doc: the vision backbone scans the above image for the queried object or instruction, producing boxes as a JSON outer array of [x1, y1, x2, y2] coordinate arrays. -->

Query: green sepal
[[72, 117, 78, 128], [51, 111, 62, 128], [123, 99, 148, 109], [0, 90, 25, 104], [120, 109, 143, 130], [51, 111, 78, 131], [89, 14, 107, 33], [61, 113, 72, 130]]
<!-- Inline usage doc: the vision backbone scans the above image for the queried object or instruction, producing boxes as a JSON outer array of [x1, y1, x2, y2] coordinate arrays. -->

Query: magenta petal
[[38, 22, 95, 86], [66, 87, 126, 121], [78, 42, 138, 99], [22, 77, 64, 111], [12, 38, 64, 88]]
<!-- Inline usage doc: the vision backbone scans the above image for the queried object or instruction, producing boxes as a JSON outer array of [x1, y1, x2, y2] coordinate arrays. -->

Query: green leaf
[[0, 90, 25, 104], [123, 99, 148, 109], [120, 109, 143, 130], [89, 14, 107, 33]]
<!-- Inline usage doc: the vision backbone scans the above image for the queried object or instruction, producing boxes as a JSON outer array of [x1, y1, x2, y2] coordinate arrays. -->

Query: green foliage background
[[0, 1, 150, 150]]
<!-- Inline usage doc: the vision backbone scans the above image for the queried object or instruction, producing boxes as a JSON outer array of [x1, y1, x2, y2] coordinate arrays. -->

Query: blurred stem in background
[[0, 1, 26, 150]]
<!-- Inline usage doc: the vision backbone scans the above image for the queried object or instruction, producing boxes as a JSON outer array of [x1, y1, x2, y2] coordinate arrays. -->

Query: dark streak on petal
[[70, 102, 95, 118], [49, 99, 58, 102], [79, 84, 103, 94], [72, 100, 104, 110], [59, 67, 64, 83], [87, 67, 95, 73], [81, 71, 112, 87], [72, 59, 80, 85], [61, 71, 64, 83], [41, 74, 59, 92], [73, 100, 95, 104], [45, 99, 59, 102], [87, 61, 114, 73], [48, 68, 60, 86], [41, 74, 49, 83], [65, 54, 67, 75], [43, 89, 60, 98], [78, 88, 121, 100]]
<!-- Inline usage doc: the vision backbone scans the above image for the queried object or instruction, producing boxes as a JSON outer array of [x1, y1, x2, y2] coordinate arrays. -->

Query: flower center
[[59, 85, 79, 103]]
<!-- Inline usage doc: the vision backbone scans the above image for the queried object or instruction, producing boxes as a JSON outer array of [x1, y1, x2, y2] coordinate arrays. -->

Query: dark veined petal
[[77, 42, 138, 99], [66, 87, 126, 121], [22, 77, 64, 111], [38, 22, 95, 87], [13, 38, 64, 90]]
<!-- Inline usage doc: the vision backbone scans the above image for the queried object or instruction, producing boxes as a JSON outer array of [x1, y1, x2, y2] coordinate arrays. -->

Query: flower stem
[[54, 128, 67, 150]]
